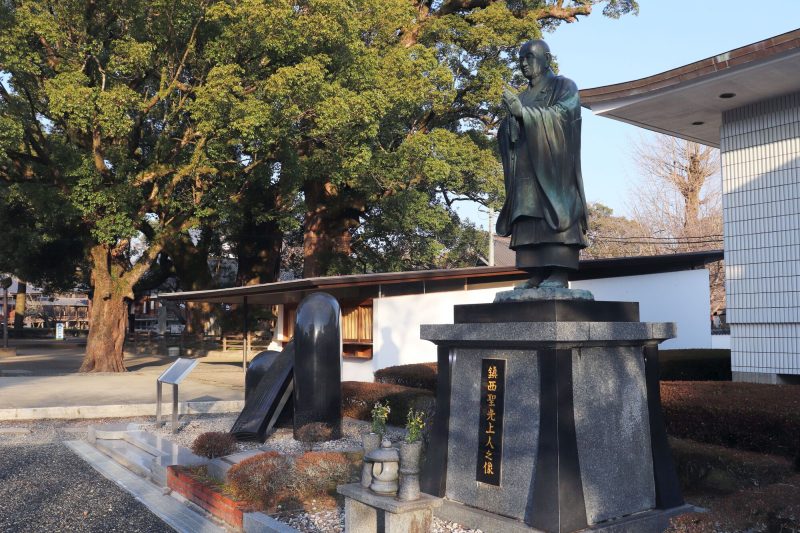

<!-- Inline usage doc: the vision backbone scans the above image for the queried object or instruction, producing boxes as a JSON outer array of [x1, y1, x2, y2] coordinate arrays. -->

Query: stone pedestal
[[419, 300, 686, 533], [337, 483, 442, 533]]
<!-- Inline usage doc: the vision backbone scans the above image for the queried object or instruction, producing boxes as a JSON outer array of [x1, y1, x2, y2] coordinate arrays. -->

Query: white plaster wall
[[344, 287, 506, 382], [721, 92, 800, 376], [712, 334, 731, 350], [571, 269, 711, 351], [342, 269, 712, 381]]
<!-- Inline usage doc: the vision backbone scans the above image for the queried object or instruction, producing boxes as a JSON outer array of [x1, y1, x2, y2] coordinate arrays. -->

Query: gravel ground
[[143, 414, 407, 455], [273, 508, 480, 533], [0, 442, 171, 532], [0, 416, 479, 532]]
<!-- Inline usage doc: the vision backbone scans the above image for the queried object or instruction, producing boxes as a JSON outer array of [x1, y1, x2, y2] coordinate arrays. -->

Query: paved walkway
[[0, 343, 245, 418]]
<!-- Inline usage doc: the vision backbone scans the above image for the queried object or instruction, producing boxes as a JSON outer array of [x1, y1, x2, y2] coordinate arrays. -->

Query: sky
[[460, 0, 800, 229]]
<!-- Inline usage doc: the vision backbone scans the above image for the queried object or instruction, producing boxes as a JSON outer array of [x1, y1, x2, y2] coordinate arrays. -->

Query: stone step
[[122, 430, 207, 486], [88, 423, 141, 443], [95, 439, 157, 480]]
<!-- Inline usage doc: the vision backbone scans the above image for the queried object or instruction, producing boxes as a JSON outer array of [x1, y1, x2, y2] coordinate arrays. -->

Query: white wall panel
[[341, 270, 712, 381], [721, 92, 800, 377]]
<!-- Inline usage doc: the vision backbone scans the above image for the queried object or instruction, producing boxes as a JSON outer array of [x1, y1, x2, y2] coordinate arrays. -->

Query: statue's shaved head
[[520, 39, 551, 59], [518, 39, 552, 82]]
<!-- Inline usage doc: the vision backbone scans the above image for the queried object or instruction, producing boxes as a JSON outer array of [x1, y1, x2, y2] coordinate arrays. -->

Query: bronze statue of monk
[[496, 39, 588, 288]]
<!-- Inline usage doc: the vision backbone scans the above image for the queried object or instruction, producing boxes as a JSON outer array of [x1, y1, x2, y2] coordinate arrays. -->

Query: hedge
[[370, 363, 800, 460], [659, 349, 731, 381], [341, 381, 435, 427], [374, 362, 438, 391], [661, 381, 800, 460], [376, 351, 733, 388]]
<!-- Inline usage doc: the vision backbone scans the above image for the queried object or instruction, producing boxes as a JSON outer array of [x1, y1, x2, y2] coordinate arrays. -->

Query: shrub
[[661, 381, 800, 459], [342, 381, 435, 427], [227, 452, 291, 508], [191, 432, 238, 459], [659, 349, 731, 381], [296, 422, 335, 447], [375, 362, 438, 391], [291, 451, 359, 499]]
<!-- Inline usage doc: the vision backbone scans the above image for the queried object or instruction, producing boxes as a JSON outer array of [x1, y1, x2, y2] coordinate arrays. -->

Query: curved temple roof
[[580, 29, 800, 147]]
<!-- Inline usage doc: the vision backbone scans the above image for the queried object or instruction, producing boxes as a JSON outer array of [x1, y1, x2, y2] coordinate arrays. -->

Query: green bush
[[659, 349, 731, 381]]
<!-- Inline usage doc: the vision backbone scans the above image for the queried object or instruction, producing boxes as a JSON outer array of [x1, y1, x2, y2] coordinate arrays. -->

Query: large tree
[[628, 134, 725, 313], [198, 0, 639, 278], [0, 0, 244, 370], [0, 0, 637, 371]]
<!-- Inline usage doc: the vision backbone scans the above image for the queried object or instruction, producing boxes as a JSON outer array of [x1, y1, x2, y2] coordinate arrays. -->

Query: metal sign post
[[2, 286, 7, 349], [156, 358, 199, 433]]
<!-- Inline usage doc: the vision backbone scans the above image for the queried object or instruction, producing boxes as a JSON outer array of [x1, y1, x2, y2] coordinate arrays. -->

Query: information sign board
[[157, 358, 199, 385]]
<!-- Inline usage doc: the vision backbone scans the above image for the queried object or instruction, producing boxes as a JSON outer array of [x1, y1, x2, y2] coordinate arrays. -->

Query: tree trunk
[[14, 282, 26, 331], [235, 217, 283, 286], [80, 245, 137, 372], [164, 231, 215, 336], [302, 181, 360, 278], [80, 283, 128, 372]]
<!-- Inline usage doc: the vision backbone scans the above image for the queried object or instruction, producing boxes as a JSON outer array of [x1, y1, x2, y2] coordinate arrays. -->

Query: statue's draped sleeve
[[496, 76, 587, 237]]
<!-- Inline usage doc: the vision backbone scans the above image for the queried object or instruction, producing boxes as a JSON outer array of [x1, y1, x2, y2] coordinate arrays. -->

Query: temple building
[[581, 29, 800, 384]]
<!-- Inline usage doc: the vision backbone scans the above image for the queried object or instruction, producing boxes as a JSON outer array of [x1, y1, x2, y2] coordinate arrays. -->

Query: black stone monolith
[[293, 292, 342, 439]]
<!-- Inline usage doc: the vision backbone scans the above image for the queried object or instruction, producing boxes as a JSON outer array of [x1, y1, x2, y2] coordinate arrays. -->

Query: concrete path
[[0, 362, 244, 407], [0, 354, 246, 419]]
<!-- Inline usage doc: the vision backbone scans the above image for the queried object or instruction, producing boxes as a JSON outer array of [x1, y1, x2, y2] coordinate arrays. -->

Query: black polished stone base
[[420, 298, 684, 533], [454, 299, 639, 324]]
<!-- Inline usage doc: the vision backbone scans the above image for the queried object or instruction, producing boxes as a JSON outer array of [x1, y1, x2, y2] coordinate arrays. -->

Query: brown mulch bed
[[668, 437, 800, 532]]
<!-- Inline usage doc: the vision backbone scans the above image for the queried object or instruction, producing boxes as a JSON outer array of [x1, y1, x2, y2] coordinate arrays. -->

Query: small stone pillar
[[337, 483, 442, 533]]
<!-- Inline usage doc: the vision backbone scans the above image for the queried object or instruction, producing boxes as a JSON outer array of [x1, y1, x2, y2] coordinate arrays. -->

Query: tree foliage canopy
[[0, 0, 638, 368]]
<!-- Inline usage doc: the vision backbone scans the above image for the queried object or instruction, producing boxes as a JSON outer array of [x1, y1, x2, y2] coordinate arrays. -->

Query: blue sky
[[461, 1, 800, 229]]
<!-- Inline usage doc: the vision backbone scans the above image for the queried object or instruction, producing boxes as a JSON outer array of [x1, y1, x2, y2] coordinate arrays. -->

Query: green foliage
[[0, 0, 637, 298], [405, 408, 426, 444], [370, 400, 391, 435]]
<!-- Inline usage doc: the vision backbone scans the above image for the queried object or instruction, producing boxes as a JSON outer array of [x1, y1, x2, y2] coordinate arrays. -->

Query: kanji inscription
[[476, 358, 505, 485]]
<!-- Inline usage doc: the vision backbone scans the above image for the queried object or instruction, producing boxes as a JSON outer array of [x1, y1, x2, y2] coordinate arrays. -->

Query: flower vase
[[397, 440, 423, 501], [361, 432, 381, 488]]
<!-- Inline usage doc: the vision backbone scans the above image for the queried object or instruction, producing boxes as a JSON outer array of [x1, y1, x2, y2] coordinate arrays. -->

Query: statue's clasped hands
[[502, 88, 523, 118]]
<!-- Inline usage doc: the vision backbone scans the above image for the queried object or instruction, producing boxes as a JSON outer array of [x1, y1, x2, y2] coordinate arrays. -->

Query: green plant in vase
[[361, 401, 391, 488], [370, 401, 391, 436], [404, 408, 425, 444], [399, 408, 426, 501]]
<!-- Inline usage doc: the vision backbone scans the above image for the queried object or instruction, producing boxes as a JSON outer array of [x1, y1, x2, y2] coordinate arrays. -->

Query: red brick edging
[[167, 465, 250, 529]]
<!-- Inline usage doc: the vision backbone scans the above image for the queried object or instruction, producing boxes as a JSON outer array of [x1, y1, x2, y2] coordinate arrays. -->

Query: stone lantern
[[365, 438, 399, 495]]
